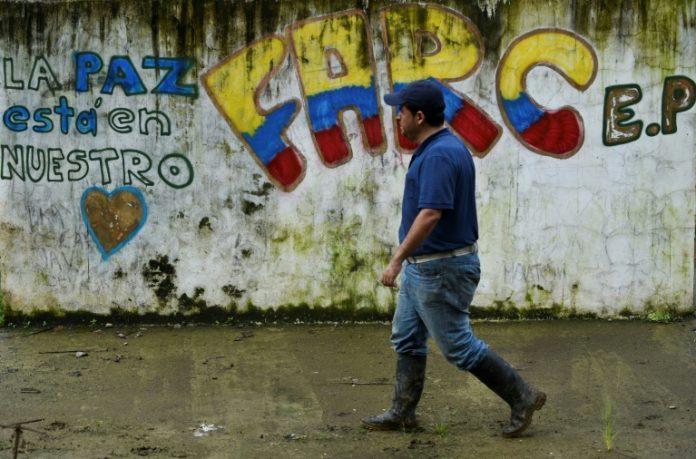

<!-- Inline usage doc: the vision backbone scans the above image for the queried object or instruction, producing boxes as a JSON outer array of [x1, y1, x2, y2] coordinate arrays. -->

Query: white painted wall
[[1, 1, 694, 317]]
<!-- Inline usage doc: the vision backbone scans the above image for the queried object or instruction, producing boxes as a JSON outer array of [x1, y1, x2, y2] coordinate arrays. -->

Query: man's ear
[[416, 111, 425, 124]]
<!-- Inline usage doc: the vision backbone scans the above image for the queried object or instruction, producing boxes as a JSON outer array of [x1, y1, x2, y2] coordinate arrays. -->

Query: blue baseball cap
[[383, 79, 445, 113]]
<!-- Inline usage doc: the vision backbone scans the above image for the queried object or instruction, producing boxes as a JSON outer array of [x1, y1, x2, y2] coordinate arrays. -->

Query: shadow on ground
[[1, 319, 695, 458]]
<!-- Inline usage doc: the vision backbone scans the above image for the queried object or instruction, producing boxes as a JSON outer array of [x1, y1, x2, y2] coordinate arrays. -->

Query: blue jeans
[[390, 252, 488, 370]]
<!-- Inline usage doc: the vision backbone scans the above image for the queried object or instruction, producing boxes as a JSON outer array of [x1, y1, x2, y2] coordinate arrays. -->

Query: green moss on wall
[[35, 271, 49, 286], [524, 284, 553, 308], [323, 212, 391, 311], [0, 301, 393, 327], [266, 208, 394, 316], [2, 295, 692, 327], [0, 287, 5, 327], [4, 0, 693, 85], [498, 0, 692, 79]]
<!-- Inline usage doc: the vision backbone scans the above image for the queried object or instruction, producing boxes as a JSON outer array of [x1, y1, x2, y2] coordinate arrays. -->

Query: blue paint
[[74, 52, 103, 92], [76, 109, 97, 136], [3, 106, 30, 131], [502, 93, 544, 133], [32, 108, 53, 133], [3, 99, 94, 135], [441, 90, 463, 122], [142, 57, 198, 97], [80, 186, 148, 260], [242, 101, 297, 165], [307, 82, 379, 131], [101, 56, 147, 95], [54, 96, 75, 134]]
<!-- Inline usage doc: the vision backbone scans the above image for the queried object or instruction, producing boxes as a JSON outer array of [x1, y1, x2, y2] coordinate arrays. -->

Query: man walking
[[361, 79, 546, 437]]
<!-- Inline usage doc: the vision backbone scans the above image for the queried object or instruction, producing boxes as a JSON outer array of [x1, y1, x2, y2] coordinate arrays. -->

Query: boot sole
[[502, 391, 546, 438], [361, 419, 419, 432]]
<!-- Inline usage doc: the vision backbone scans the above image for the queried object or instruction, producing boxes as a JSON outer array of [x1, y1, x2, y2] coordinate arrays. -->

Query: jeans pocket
[[410, 262, 444, 297], [413, 260, 443, 278]]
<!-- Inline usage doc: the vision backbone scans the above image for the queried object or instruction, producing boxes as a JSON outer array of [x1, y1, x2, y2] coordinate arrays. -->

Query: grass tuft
[[433, 422, 449, 437], [602, 396, 617, 451]]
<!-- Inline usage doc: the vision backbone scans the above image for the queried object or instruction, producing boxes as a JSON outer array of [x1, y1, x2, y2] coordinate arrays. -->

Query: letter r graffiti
[[289, 11, 386, 167]]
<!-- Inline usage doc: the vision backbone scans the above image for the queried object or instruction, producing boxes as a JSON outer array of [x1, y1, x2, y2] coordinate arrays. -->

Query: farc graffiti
[[203, 4, 696, 193], [202, 5, 599, 191]]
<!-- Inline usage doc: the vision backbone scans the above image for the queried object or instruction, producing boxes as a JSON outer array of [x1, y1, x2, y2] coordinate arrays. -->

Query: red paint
[[315, 125, 350, 165], [267, 146, 304, 188], [362, 115, 384, 148], [521, 109, 580, 155], [449, 103, 501, 153]]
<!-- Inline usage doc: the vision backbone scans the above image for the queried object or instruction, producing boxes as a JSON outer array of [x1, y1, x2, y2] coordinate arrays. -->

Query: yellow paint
[[382, 6, 481, 83], [202, 37, 286, 134], [291, 13, 373, 96], [499, 31, 596, 100]]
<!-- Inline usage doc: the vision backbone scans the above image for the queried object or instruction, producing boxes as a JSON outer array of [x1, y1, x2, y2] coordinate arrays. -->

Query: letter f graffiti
[[202, 36, 306, 192]]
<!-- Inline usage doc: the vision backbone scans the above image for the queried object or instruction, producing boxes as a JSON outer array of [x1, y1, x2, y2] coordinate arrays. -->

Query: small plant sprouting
[[434, 421, 449, 437], [89, 318, 98, 328], [602, 396, 617, 451], [646, 311, 672, 323]]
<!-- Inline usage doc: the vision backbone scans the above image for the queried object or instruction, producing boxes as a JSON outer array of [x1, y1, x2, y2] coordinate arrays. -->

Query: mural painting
[[202, 4, 600, 191], [603, 76, 696, 145], [81, 186, 148, 260], [290, 11, 385, 167], [202, 37, 306, 191], [497, 29, 597, 158], [1, 51, 197, 259]]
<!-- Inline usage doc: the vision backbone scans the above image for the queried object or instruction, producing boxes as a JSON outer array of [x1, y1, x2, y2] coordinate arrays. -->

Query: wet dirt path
[[1, 319, 695, 458]]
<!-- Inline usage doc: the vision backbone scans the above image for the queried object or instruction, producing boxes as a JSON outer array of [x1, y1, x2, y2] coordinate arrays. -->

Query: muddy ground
[[1, 319, 695, 458]]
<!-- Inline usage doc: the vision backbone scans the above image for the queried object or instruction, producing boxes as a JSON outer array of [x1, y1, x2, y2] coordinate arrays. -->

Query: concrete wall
[[1, 0, 694, 319]]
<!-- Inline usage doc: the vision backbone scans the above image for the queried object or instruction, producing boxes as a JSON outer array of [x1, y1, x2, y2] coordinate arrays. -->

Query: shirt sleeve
[[418, 155, 456, 210]]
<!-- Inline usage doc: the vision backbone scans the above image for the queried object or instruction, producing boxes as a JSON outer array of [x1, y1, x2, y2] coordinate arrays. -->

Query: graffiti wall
[[1, 0, 694, 318]]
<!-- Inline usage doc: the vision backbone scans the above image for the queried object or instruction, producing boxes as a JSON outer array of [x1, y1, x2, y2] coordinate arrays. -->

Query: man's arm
[[381, 208, 442, 287]]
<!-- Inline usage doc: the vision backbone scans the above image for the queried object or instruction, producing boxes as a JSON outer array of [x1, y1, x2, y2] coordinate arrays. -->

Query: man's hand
[[380, 208, 442, 289], [380, 259, 402, 288]]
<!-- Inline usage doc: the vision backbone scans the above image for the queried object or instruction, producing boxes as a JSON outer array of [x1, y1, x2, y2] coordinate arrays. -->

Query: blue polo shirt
[[399, 129, 478, 256]]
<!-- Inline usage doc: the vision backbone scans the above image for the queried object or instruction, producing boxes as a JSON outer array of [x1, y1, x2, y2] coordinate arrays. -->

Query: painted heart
[[81, 186, 148, 260]]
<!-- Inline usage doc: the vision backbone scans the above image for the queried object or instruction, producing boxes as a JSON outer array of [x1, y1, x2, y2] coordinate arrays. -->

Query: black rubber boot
[[361, 353, 427, 431], [469, 349, 546, 437]]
